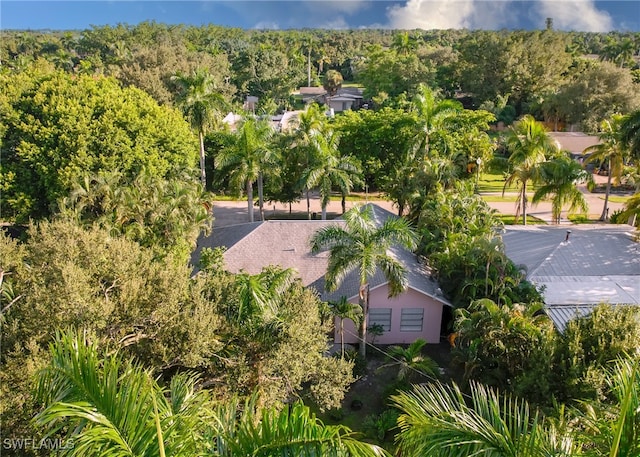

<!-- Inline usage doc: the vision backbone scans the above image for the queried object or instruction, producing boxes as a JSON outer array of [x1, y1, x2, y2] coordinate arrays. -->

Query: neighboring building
[[294, 86, 364, 113], [548, 132, 601, 163], [222, 111, 303, 132], [222, 112, 243, 130], [502, 225, 640, 331], [191, 205, 451, 344]]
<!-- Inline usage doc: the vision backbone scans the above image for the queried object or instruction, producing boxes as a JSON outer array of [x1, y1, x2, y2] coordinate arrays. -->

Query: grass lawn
[[600, 195, 633, 204], [481, 194, 519, 203], [497, 214, 547, 225], [211, 194, 243, 201], [477, 172, 542, 194], [567, 213, 603, 223], [333, 192, 386, 201]]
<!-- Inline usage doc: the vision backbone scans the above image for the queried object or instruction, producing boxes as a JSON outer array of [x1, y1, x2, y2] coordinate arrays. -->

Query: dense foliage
[[0, 222, 353, 444], [0, 66, 197, 222], [33, 330, 385, 456], [1, 22, 640, 455], [1, 25, 638, 126]]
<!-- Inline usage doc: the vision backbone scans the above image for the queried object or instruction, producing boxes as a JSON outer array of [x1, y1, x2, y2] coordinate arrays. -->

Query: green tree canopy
[[0, 67, 198, 223], [34, 330, 387, 457], [503, 115, 558, 225]]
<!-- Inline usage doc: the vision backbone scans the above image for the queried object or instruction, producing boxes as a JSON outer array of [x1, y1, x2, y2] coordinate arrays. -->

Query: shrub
[[362, 409, 399, 441]]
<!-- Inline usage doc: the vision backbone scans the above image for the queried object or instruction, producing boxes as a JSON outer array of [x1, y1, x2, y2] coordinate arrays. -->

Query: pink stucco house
[[191, 204, 451, 345]]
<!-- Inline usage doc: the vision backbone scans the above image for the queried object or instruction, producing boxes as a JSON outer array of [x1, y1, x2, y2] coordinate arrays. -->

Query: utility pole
[[307, 46, 311, 87]]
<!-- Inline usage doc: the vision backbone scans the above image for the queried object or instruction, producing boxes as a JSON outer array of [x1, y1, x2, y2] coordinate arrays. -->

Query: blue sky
[[2, 1, 638, 32]]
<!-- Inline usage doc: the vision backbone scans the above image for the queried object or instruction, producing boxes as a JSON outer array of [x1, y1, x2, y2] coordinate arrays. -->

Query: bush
[[327, 407, 345, 421], [362, 409, 399, 441], [609, 209, 627, 224], [343, 348, 368, 377]]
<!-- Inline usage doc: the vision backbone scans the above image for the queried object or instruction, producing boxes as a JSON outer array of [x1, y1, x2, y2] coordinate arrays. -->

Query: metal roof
[[502, 225, 640, 330]]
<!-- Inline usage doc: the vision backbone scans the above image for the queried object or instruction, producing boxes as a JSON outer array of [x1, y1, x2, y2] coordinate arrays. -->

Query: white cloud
[[385, 0, 516, 30], [383, 0, 614, 31], [534, 0, 614, 32], [252, 21, 280, 30], [318, 16, 351, 29], [386, 0, 473, 29]]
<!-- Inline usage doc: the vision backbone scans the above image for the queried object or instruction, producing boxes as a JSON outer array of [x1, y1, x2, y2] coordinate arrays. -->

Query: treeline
[[2, 24, 639, 129]]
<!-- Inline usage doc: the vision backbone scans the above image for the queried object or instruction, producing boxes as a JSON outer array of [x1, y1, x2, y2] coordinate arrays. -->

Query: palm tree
[[578, 356, 640, 457], [584, 116, 627, 221], [310, 204, 418, 357], [619, 192, 640, 227], [172, 68, 227, 187], [533, 153, 592, 224], [35, 331, 209, 456], [391, 381, 578, 457], [392, 31, 420, 56], [379, 338, 439, 382], [212, 395, 389, 457], [302, 129, 361, 220], [231, 266, 297, 328], [329, 296, 363, 358], [619, 109, 640, 161], [291, 103, 326, 219], [58, 169, 212, 260], [216, 118, 276, 222], [411, 83, 462, 159], [503, 115, 558, 225], [35, 330, 387, 457]]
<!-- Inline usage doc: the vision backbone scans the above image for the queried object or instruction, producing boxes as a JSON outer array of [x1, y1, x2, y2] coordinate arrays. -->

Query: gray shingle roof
[[502, 225, 640, 330], [191, 204, 449, 306]]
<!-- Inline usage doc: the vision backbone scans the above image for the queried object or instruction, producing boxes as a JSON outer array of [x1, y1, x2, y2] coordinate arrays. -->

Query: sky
[[1, 0, 639, 32]]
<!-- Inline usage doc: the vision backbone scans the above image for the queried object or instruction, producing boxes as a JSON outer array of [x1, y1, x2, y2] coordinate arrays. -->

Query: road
[[211, 174, 627, 227]]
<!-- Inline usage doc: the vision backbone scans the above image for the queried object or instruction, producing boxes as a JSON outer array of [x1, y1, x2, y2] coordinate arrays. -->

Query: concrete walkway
[[211, 174, 628, 227]]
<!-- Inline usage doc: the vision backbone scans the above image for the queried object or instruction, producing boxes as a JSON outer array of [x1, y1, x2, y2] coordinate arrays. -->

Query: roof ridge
[[528, 238, 569, 278], [220, 221, 265, 255]]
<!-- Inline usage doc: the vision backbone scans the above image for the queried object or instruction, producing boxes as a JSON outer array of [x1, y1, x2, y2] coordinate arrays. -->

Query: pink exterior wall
[[335, 284, 445, 345]]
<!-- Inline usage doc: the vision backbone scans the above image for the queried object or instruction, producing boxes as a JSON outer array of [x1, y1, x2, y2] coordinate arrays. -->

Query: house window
[[400, 308, 424, 332], [369, 308, 392, 332]]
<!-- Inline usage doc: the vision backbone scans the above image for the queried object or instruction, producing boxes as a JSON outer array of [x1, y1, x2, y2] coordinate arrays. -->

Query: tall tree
[[59, 168, 213, 260], [302, 129, 361, 220], [173, 68, 227, 187], [391, 31, 420, 56], [310, 205, 418, 357], [619, 109, 640, 161], [216, 117, 276, 222], [290, 103, 327, 219], [0, 67, 197, 223], [583, 116, 627, 221], [503, 115, 558, 225], [323, 69, 343, 96], [533, 153, 591, 224], [454, 299, 556, 402], [411, 83, 463, 159]]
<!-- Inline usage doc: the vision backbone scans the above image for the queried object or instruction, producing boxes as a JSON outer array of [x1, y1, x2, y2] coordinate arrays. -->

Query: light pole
[[475, 157, 482, 192]]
